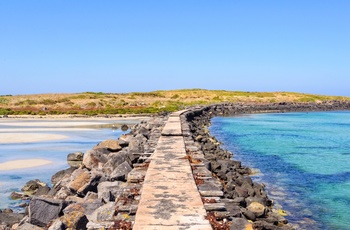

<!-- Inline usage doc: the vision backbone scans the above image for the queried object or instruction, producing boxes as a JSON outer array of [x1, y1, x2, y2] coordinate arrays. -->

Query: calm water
[[209, 111, 350, 230], [0, 120, 136, 210]]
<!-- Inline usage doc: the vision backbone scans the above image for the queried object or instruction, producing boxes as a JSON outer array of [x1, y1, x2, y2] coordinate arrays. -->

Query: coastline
[[1, 101, 350, 229]]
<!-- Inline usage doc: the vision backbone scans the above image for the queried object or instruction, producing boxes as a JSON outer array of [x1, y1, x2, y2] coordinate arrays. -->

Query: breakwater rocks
[[1, 115, 168, 230], [179, 101, 350, 229]]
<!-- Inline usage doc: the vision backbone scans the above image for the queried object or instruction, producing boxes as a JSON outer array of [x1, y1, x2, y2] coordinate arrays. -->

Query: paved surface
[[133, 111, 212, 230]]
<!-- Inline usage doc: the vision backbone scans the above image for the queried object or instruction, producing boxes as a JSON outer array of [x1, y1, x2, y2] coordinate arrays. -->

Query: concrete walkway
[[133, 111, 212, 229]]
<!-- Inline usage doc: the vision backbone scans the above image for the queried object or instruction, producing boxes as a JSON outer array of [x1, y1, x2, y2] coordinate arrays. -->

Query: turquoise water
[[0, 121, 131, 211], [209, 111, 350, 230]]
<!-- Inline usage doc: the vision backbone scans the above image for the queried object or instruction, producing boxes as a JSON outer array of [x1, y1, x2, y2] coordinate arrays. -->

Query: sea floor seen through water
[[209, 111, 350, 230]]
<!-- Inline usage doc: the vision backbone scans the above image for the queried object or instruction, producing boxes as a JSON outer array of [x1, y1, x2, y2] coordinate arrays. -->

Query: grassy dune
[[0, 89, 349, 115]]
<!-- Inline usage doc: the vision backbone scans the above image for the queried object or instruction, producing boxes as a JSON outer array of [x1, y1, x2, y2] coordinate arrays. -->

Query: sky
[[0, 1, 349, 96]]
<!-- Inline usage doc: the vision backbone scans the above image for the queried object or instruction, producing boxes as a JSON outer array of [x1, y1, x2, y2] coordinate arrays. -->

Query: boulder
[[247, 202, 266, 218], [102, 151, 131, 175], [67, 152, 84, 161], [34, 186, 51, 196], [67, 152, 84, 167], [117, 134, 131, 147], [97, 181, 123, 202], [230, 218, 250, 230], [110, 161, 132, 181], [67, 169, 101, 196], [93, 139, 122, 152], [48, 219, 64, 230], [88, 202, 115, 223], [51, 167, 76, 186], [82, 149, 109, 170], [128, 136, 145, 155], [29, 197, 67, 227], [21, 179, 46, 194], [0, 213, 24, 227], [60, 211, 88, 230]]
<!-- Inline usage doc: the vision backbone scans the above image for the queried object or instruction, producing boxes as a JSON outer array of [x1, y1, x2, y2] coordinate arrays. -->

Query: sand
[[0, 159, 52, 171], [0, 133, 68, 144]]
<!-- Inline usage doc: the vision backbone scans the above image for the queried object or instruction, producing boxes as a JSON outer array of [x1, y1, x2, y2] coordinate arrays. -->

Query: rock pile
[[1, 116, 167, 230]]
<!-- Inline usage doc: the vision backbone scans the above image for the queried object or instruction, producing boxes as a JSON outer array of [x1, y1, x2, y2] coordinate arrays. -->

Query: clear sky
[[0, 1, 349, 96]]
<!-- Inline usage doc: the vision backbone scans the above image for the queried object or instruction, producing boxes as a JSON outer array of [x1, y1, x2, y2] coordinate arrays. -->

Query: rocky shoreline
[[1, 101, 350, 230]]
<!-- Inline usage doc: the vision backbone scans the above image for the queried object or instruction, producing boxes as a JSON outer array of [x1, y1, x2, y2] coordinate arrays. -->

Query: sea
[[209, 111, 350, 230], [0, 120, 137, 211]]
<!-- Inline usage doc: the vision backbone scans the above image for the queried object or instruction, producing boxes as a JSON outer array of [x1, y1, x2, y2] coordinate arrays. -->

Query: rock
[[121, 124, 129, 131], [118, 134, 131, 147], [10, 191, 27, 200], [235, 185, 249, 198], [110, 161, 132, 181], [68, 169, 101, 196], [230, 218, 250, 230], [67, 152, 84, 161], [127, 168, 147, 183], [242, 208, 256, 221], [60, 211, 88, 230], [102, 151, 131, 175], [247, 202, 266, 218], [34, 186, 51, 196], [29, 197, 67, 227], [0, 213, 24, 227], [93, 139, 122, 152], [21, 180, 46, 194], [128, 136, 145, 155], [17, 223, 43, 230], [89, 202, 115, 222], [2, 208, 13, 213], [51, 167, 76, 186], [54, 187, 72, 200], [48, 219, 64, 230], [82, 149, 109, 170], [97, 181, 123, 202]]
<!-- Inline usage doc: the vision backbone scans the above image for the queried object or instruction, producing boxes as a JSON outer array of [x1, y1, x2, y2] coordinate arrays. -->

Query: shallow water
[[0, 119, 138, 210], [209, 111, 350, 230]]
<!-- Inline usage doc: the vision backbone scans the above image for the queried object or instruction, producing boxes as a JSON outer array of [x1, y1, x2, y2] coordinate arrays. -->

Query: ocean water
[[0, 120, 136, 211], [209, 111, 350, 230]]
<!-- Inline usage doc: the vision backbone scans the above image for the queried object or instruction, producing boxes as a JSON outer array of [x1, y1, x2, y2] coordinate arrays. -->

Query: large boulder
[[102, 151, 131, 175], [110, 161, 132, 181], [29, 197, 67, 227], [117, 134, 131, 147], [60, 211, 88, 230], [93, 139, 122, 152], [247, 202, 266, 218], [67, 169, 101, 196], [51, 167, 76, 186], [83, 149, 109, 170], [97, 181, 124, 202]]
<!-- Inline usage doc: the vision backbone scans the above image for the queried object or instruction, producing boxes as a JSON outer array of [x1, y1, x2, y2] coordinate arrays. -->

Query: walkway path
[[133, 111, 212, 229]]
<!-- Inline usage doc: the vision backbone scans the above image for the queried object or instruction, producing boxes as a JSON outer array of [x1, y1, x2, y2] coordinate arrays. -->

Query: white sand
[[0, 133, 68, 143], [0, 159, 52, 171]]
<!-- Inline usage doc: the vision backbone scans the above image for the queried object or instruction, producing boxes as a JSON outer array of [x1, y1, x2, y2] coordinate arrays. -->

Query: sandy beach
[[0, 159, 53, 171], [0, 133, 68, 144]]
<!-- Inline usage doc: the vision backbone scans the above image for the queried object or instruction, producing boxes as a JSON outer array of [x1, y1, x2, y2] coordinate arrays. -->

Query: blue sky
[[0, 1, 349, 96]]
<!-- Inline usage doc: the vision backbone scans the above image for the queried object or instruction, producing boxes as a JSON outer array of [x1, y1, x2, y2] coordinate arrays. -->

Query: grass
[[0, 89, 349, 115]]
